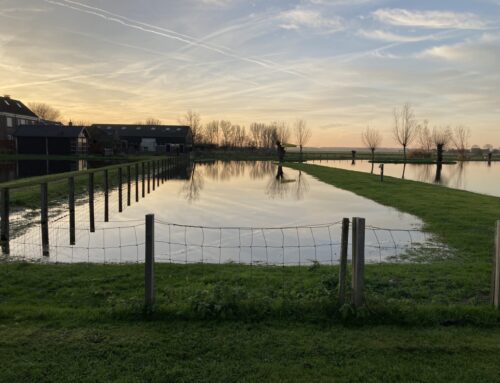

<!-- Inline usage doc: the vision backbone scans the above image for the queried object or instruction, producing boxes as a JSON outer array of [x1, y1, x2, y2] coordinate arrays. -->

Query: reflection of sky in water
[[8, 161, 438, 264], [307, 160, 500, 197]]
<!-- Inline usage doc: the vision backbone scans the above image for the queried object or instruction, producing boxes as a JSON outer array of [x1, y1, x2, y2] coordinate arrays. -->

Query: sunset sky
[[1, 0, 499, 147]]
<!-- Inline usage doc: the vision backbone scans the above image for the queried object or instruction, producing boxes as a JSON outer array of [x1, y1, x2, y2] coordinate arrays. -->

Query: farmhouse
[[0, 96, 39, 151], [14, 125, 89, 155], [91, 124, 192, 154]]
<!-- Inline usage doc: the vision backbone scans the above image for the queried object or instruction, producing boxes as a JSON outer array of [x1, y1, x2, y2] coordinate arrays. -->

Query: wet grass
[[1, 161, 500, 381]]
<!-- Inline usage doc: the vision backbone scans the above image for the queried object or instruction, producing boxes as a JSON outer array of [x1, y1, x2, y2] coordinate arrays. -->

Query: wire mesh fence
[[2, 214, 447, 265]]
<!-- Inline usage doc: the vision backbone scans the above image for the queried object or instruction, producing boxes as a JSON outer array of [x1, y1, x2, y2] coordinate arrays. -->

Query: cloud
[[420, 33, 500, 64], [358, 29, 447, 42], [373, 8, 488, 29], [278, 8, 343, 32]]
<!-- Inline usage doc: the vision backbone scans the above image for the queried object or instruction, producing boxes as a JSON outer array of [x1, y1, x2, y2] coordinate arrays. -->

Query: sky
[[1, 0, 499, 147]]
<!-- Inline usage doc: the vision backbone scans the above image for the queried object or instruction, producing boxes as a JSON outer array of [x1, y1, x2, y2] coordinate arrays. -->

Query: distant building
[[14, 125, 89, 155], [0, 95, 39, 151], [91, 124, 193, 154]]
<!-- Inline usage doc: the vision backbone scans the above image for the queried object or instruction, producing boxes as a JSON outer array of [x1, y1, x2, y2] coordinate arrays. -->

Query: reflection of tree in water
[[181, 163, 204, 202], [294, 170, 310, 200], [218, 161, 246, 181], [266, 165, 293, 199], [415, 164, 433, 183], [249, 161, 275, 179], [447, 161, 465, 189]]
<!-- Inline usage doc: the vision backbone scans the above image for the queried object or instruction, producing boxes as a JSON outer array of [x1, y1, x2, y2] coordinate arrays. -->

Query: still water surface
[[9, 161, 437, 264], [307, 160, 500, 197]]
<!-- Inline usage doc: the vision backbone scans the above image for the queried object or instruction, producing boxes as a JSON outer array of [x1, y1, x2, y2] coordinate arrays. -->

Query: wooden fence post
[[68, 177, 75, 245], [135, 163, 139, 202], [147, 161, 151, 194], [351, 217, 365, 308], [104, 169, 109, 222], [494, 220, 500, 309], [88, 173, 95, 233], [145, 214, 155, 309], [141, 162, 145, 198], [41, 183, 49, 256], [157, 160, 160, 186], [118, 167, 123, 213], [338, 218, 349, 305], [127, 165, 131, 206], [1, 187, 10, 254], [152, 161, 156, 191]]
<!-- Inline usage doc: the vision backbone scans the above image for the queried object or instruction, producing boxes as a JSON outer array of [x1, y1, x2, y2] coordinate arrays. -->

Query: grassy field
[[1, 162, 500, 381]]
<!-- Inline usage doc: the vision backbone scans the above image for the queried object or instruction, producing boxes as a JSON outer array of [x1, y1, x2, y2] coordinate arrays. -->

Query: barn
[[14, 125, 89, 155], [91, 124, 192, 154]]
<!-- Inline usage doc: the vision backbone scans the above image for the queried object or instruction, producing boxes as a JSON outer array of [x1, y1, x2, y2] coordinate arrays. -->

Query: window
[[4, 99, 10, 106], [136, 127, 141, 130], [121, 126, 126, 130], [19, 119, 24, 125], [6, 117, 13, 127], [16, 102, 22, 108], [176, 128, 181, 131], [151, 127, 156, 130]]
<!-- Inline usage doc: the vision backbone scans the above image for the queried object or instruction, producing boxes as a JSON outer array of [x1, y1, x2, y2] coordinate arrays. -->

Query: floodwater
[[0, 159, 122, 182], [6, 161, 441, 264], [307, 159, 500, 197]]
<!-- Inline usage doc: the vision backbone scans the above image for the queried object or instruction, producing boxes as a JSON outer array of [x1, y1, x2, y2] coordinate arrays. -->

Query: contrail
[[44, 0, 309, 80]]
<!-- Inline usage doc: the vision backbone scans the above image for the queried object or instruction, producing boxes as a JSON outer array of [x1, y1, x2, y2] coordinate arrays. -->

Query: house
[[14, 125, 89, 155], [0, 95, 39, 139], [91, 124, 192, 154], [0, 95, 39, 152]]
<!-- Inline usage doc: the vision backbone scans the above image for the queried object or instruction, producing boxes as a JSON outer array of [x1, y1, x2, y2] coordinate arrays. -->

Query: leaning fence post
[[493, 220, 500, 309], [68, 177, 75, 245], [88, 173, 95, 232], [338, 218, 349, 305], [351, 217, 365, 308], [41, 183, 49, 256], [1, 187, 10, 254], [145, 214, 155, 309]]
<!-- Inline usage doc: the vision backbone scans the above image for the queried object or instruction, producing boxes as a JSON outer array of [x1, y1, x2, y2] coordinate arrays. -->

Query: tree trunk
[[403, 145, 407, 162]]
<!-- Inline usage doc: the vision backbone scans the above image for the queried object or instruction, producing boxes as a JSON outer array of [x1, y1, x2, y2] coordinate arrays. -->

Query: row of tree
[[178, 110, 312, 153], [362, 103, 474, 161]]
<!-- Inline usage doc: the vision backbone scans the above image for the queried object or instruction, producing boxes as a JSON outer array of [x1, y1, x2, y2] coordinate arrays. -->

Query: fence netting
[[3, 217, 448, 264]]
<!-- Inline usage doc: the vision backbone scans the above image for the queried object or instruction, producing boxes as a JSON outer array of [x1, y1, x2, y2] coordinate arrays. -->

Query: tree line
[[178, 110, 312, 153], [362, 102, 479, 161]]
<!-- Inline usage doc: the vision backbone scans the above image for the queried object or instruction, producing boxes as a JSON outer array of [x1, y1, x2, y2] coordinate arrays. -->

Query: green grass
[[0, 262, 499, 382], [1, 161, 500, 381]]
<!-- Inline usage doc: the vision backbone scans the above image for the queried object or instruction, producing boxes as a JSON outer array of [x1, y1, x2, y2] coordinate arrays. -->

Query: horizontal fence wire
[[2, 216, 449, 265]]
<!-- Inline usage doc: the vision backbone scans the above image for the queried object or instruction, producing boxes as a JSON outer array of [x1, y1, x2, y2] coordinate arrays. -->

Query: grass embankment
[[1, 162, 500, 381], [194, 149, 497, 163]]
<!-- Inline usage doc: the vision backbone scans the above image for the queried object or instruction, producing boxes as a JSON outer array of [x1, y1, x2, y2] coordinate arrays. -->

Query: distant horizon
[[1, 0, 499, 147]]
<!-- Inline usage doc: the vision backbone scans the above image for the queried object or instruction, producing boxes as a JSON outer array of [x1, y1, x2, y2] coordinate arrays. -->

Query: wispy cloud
[[278, 8, 344, 32], [373, 8, 488, 29], [358, 29, 451, 43]]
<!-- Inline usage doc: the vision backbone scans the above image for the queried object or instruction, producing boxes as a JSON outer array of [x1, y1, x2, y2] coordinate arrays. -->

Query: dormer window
[[4, 99, 9, 106], [16, 102, 22, 108]]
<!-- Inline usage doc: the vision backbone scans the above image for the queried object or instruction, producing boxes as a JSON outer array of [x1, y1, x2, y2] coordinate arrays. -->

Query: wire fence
[[3, 215, 448, 265]]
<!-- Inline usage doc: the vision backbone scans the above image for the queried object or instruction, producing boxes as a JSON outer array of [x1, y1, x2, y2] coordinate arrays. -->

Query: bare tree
[[294, 119, 312, 157], [219, 120, 233, 148], [361, 126, 382, 163], [418, 120, 433, 153], [451, 125, 470, 160], [393, 103, 418, 162], [432, 126, 452, 163], [28, 102, 61, 121], [272, 121, 290, 145], [204, 120, 220, 146], [145, 118, 161, 125], [179, 110, 203, 146]]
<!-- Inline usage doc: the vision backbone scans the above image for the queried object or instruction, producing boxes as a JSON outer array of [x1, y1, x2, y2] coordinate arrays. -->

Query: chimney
[[68, 120, 73, 126], [4, 95, 10, 99]]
